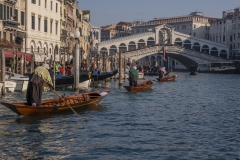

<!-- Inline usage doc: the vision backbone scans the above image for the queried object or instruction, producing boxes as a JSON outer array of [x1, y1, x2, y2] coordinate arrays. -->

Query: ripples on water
[[0, 72, 240, 159]]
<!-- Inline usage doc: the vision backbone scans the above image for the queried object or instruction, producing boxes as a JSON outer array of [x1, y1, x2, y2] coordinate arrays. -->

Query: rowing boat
[[1, 90, 110, 116], [156, 75, 177, 82], [123, 80, 153, 93]]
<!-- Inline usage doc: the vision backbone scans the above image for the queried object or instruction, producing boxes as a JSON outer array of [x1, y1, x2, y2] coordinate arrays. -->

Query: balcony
[[2, 20, 19, 29], [3, 0, 17, 5]]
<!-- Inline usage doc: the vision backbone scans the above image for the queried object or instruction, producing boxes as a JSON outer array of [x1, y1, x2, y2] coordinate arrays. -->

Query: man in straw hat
[[26, 64, 53, 106]]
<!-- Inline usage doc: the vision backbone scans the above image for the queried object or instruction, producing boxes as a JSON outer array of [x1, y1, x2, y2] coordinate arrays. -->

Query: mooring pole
[[20, 55, 24, 75], [1, 49, 6, 96], [124, 56, 126, 80], [119, 52, 122, 85], [74, 42, 80, 90]]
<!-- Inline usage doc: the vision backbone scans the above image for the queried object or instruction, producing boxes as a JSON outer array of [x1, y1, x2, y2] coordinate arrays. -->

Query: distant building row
[[0, 0, 92, 62]]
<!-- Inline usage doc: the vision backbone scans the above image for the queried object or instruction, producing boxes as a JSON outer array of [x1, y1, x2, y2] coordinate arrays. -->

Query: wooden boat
[[156, 75, 177, 82], [189, 71, 197, 75], [91, 69, 118, 81], [1, 90, 110, 116], [123, 80, 153, 93]]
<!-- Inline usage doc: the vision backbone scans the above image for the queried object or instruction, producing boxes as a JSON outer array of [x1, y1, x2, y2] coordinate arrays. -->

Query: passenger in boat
[[159, 67, 166, 79], [189, 65, 196, 73], [129, 65, 139, 87], [26, 65, 53, 106]]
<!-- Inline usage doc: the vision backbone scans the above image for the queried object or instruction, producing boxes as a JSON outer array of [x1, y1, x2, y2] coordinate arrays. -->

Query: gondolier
[[129, 65, 139, 87], [26, 65, 53, 106]]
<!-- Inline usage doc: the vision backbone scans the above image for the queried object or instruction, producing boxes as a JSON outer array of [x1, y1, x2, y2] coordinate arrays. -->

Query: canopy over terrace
[[4, 50, 32, 61]]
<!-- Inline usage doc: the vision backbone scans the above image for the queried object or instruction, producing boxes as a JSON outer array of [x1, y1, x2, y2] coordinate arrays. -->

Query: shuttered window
[[32, 15, 35, 29], [44, 19, 48, 32], [21, 11, 24, 26], [0, 4, 2, 20], [14, 9, 18, 22]]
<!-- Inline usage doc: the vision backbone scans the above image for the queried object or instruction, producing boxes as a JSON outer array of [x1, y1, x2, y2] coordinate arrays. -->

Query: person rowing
[[129, 65, 139, 87], [26, 64, 53, 106]]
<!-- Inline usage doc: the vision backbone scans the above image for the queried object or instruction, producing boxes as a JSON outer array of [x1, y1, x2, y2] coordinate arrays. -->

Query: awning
[[4, 50, 32, 62]]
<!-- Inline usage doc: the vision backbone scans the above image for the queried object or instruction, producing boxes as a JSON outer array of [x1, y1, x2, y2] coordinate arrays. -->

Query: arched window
[[38, 46, 40, 53], [31, 46, 33, 53]]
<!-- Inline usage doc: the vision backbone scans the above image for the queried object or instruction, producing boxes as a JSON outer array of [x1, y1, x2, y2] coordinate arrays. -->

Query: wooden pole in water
[[1, 49, 6, 96], [63, 50, 66, 75], [114, 53, 117, 81], [73, 42, 80, 90], [53, 50, 56, 89], [30, 53, 35, 73], [124, 56, 126, 80], [103, 52, 106, 72], [20, 55, 24, 75], [119, 52, 122, 85]]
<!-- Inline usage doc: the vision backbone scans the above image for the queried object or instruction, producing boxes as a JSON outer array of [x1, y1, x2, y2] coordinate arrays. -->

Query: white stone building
[[25, 0, 61, 62]]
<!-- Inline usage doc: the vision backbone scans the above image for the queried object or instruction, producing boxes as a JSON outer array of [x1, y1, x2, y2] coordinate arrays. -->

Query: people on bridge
[[129, 65, 139, 87]]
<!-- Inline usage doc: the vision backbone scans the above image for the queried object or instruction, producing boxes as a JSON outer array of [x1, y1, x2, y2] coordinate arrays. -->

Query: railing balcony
[[2, 20, 19, 29], [3, 0, 17, 5]]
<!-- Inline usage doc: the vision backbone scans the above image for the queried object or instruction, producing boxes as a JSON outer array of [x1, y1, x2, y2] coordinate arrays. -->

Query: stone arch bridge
[[97, 24, 230, 68]]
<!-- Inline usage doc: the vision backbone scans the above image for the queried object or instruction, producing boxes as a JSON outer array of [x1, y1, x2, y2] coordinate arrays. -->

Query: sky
[[77, 0, 240, 27]]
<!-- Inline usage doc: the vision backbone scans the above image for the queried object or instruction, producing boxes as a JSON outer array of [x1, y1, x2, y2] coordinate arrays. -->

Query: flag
[[163, 46, 167, 61]]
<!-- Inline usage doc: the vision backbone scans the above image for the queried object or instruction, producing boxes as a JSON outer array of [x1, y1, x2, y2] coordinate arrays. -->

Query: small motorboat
[[123, 80, 153, 93], [156, 75, 177, 82], [1, 90, 110, 116], [189, 71, 197, 75]]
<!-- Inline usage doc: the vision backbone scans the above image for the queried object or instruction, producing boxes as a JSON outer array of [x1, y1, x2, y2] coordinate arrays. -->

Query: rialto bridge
[[97, 24, 230, 69]]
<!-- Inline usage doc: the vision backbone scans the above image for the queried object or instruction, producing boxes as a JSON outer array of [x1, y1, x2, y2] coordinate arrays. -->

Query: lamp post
[[73, 28, 80, 90]]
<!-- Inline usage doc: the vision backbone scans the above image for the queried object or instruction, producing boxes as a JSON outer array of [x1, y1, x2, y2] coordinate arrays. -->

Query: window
[[31, 14, 35, 29], [0, 4, 3, 20], [50, 20, 53, 33], [64, 9, 66, 16], [194, 33, 196, 36], [32, 0, 36, 4], [44, 18, 48, 32], [10, 7, 12, 17], [38, 0, 41, 6], [3, 32, 6, 39], [7, 6, 9, 19], [50, 1, 52, 10], [55, 21, 58, 35], [21, 11, 25, 26], [194, 25, 196, 28], [10, 33, 12, 42], [3, 5, 6, 20], [31, 46, 33, 53], [14, 9, 18, 21], [38, 17, 41, 31], [45, 0, 47, 8], [56, 3, 58, 13]]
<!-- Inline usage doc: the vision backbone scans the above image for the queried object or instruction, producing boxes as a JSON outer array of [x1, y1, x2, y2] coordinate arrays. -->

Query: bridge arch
[[220, 49, 227, 59], [201, 45, 209, 54], [119, 43, 127, 53], [145, 56, 150, 63], [151, 56, 156, 66], [109, 45, 117, 55], [183, 40, 191, 49], [174, 38, 182, 46], [138, 39, 146, 49], [210, 47, 218, 57], [192, 42, 200, 52], [147, 37, 155, 46], [100, 47, 108, 55], [158, 27, 171, 44], [128, 41, 136, 51]]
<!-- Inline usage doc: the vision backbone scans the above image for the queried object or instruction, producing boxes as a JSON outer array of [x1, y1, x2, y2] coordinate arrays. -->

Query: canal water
[[0, 72, 239, 159]]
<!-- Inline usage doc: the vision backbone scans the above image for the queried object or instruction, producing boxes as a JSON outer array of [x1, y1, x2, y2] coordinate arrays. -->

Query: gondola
[[123, 80, 153, 93], [156, 75, 177, 82], [1, 90, 110, 116], [91, 69, 118, 81]]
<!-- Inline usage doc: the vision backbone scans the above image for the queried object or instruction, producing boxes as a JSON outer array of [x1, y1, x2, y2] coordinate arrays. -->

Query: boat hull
[[124, 80, 153, 92], [1, 90, 110, 116], [156, 75, 176, 82]]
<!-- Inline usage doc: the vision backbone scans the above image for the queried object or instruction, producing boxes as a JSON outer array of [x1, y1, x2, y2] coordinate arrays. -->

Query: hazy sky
[[77, 0, 240, 27]]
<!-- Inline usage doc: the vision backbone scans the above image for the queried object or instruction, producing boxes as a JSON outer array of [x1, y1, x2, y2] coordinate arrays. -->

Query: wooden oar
[[50, 88, 79, 116]]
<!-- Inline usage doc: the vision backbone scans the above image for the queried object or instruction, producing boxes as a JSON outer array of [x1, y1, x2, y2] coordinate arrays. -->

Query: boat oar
[[50, 88, 79, 116]]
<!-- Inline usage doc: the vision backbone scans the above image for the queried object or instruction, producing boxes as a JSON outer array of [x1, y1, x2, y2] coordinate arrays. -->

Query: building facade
[[26, 0, 61, 62], [231, 7, 240, 60]]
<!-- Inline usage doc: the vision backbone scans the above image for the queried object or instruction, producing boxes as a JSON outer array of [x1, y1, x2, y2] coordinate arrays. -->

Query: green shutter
[[14, 9, 18, 22], [0, 4, 2, 20]]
